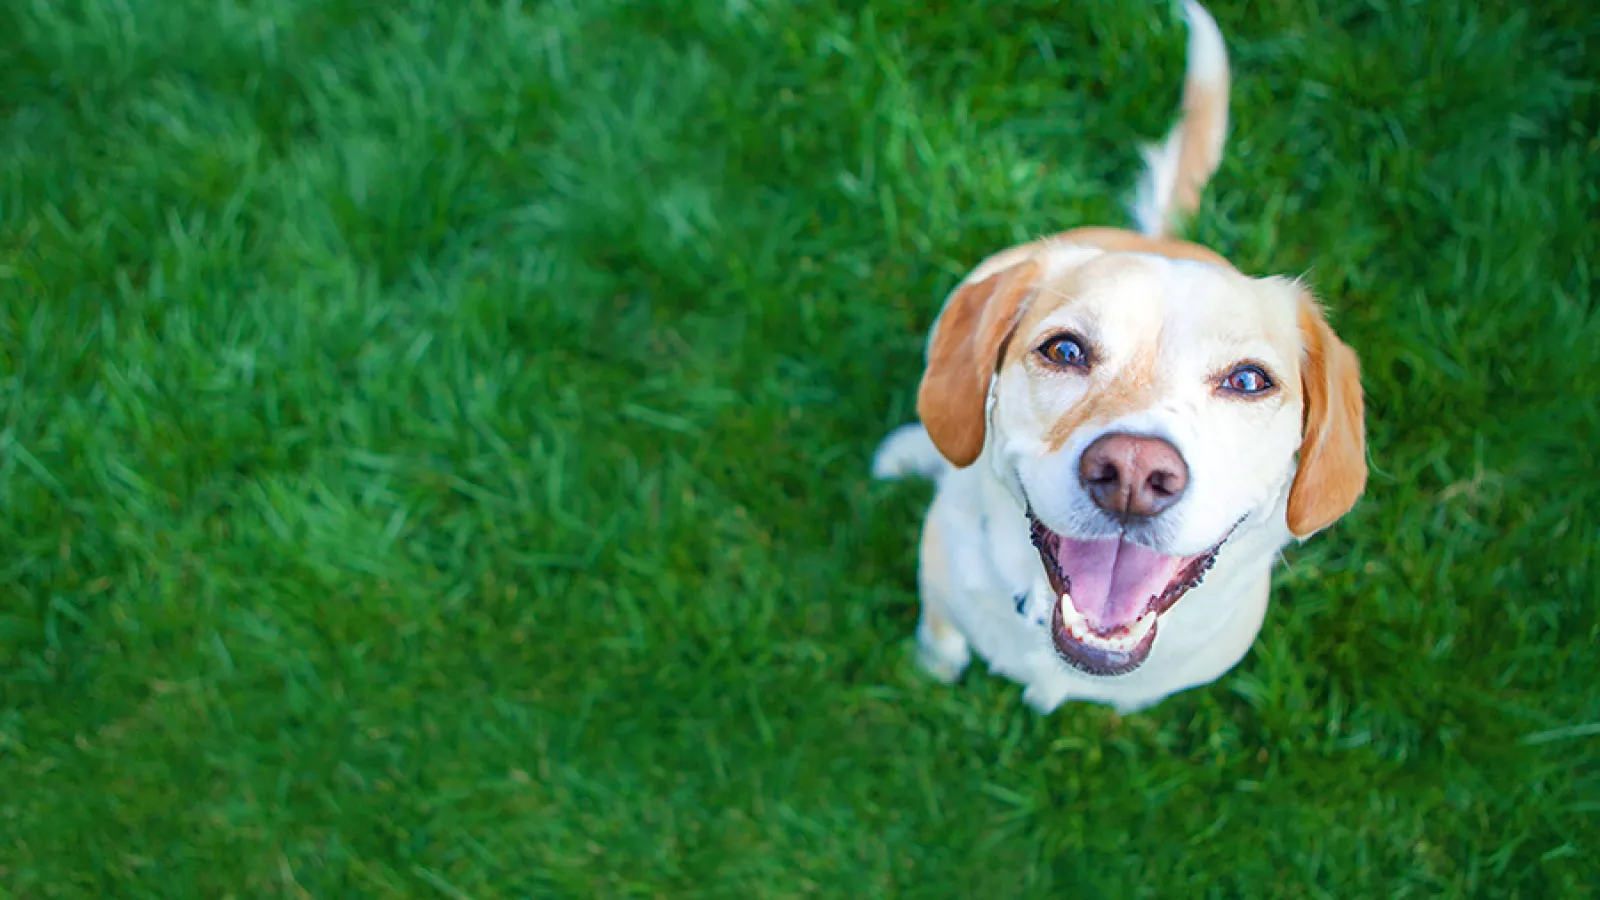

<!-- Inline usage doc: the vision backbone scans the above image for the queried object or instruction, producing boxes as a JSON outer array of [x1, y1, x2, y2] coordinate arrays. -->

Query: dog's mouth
[[1028, 512, 1230, 677]]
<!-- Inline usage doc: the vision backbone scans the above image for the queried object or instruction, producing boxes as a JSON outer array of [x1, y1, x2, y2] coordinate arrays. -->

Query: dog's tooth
[[1127, 612, 1157, 643], [1058, 592, 1088, 631], [1089, 632, 1127, 652]]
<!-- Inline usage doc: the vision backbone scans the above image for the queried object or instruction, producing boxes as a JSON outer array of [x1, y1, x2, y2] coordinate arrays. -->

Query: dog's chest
[[940, 490, 1055, 672]]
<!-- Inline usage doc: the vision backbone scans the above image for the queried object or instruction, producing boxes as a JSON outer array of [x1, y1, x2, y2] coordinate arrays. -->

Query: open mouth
[[1028, 512, 1231, 677]]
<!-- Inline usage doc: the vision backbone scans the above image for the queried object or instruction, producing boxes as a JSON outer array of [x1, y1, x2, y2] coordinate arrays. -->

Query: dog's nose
[[1079, 433, 1189, 519]]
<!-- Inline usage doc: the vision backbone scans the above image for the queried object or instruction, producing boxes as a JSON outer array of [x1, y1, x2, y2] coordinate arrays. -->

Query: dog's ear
[[917, 259, 1042, 467], [1287, 296, 1368, 538]]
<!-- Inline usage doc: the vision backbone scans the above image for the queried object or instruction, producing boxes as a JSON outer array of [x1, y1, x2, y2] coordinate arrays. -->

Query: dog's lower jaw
[[1032, 569, 1275, 713], [1027, 509, 1239, 677]]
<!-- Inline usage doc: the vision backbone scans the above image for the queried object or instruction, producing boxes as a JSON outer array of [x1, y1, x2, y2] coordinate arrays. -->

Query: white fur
[[872, 422, 947, 482], [1180, 0, 1229, 87], [1131, 130, 1184, 238]]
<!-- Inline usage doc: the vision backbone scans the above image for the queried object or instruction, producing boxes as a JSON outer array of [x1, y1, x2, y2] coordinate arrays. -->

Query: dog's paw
[[1022, 683, 1067, 715], [1111, 696, 1163, 716], [913, 610, 971, 684], [915, 641, 969, 684], [913, 635, 970, 685]]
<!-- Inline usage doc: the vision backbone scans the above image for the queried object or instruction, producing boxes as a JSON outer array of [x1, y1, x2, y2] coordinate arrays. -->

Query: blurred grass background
[[1, 0, 1596, 895]]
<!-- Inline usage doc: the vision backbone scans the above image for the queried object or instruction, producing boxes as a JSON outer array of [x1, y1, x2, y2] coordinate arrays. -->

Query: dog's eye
[[1221, 364, 1274, 395], [1037, 334, 1090, 369]]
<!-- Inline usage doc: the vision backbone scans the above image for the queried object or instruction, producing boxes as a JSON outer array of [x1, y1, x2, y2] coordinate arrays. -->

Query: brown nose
[[1079, 433, 1189, 519]]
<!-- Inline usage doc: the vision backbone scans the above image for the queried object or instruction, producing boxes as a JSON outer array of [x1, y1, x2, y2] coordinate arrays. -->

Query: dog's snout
[[1079, 433, 1189, 519]]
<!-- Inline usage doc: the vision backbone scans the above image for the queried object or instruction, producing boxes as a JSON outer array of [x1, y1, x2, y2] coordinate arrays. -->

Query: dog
[[872, 0, 1367, 715]]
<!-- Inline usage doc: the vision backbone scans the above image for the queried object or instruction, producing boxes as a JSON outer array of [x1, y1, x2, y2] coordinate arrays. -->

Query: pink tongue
[[1057, 537, 1186, 633]]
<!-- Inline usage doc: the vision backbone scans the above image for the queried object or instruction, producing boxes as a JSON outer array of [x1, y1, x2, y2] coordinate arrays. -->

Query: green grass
[[1, 0, 1596, 895]]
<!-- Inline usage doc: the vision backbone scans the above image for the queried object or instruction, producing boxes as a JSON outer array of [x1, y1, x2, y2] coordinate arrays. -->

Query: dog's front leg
[[914, 601, 971, 684], [1010, 590, 1073, 713], [912, 516, 972, 683]]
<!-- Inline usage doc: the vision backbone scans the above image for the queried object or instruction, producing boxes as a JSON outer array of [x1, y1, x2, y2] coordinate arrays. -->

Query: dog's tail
[[872, 423, 949, 483], [1130, 0, 1231, 239]]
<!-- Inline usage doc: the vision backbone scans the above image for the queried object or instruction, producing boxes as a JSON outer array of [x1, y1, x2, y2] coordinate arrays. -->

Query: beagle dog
[[872, 1, 1367, 714]]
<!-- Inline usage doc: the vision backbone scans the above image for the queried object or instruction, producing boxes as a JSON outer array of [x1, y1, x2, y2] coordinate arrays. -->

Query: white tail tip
[[872, 423, 948, 482]]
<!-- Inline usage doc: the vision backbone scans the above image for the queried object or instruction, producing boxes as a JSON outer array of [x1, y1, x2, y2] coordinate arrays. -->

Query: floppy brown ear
[[916, 260, 1042, 467], [1287, 298, 1368, 538]]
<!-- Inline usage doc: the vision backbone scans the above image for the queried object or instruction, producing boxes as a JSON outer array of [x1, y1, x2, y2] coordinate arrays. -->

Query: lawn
[[1, 0, 1596, 895]]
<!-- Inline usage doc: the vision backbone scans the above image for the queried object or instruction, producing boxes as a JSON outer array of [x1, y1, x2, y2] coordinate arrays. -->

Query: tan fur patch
[[1043, 346, 1160, 452], [1172, 77, 1228, 221], [990, 252, 1169, 453], [1054, 227, 1235, 269], [1287, 299, 1368, 537], [918, 259, 1044, 467]]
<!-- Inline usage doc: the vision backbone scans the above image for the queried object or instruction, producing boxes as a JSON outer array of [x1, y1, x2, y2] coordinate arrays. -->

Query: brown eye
[[1037, 334, 1090, 369], [1221, 364, 1274, 395]]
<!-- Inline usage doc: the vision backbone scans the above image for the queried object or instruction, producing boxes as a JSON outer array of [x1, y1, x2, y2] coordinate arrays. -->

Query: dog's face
[[918, 235, 1366, 676]]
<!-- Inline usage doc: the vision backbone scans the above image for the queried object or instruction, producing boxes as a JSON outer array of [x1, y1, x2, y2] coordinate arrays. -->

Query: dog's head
[[917, 231, 1366, 675]]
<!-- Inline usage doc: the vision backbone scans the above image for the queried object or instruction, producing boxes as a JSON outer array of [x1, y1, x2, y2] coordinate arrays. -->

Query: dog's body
[[873, 2, 1367, 715]]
